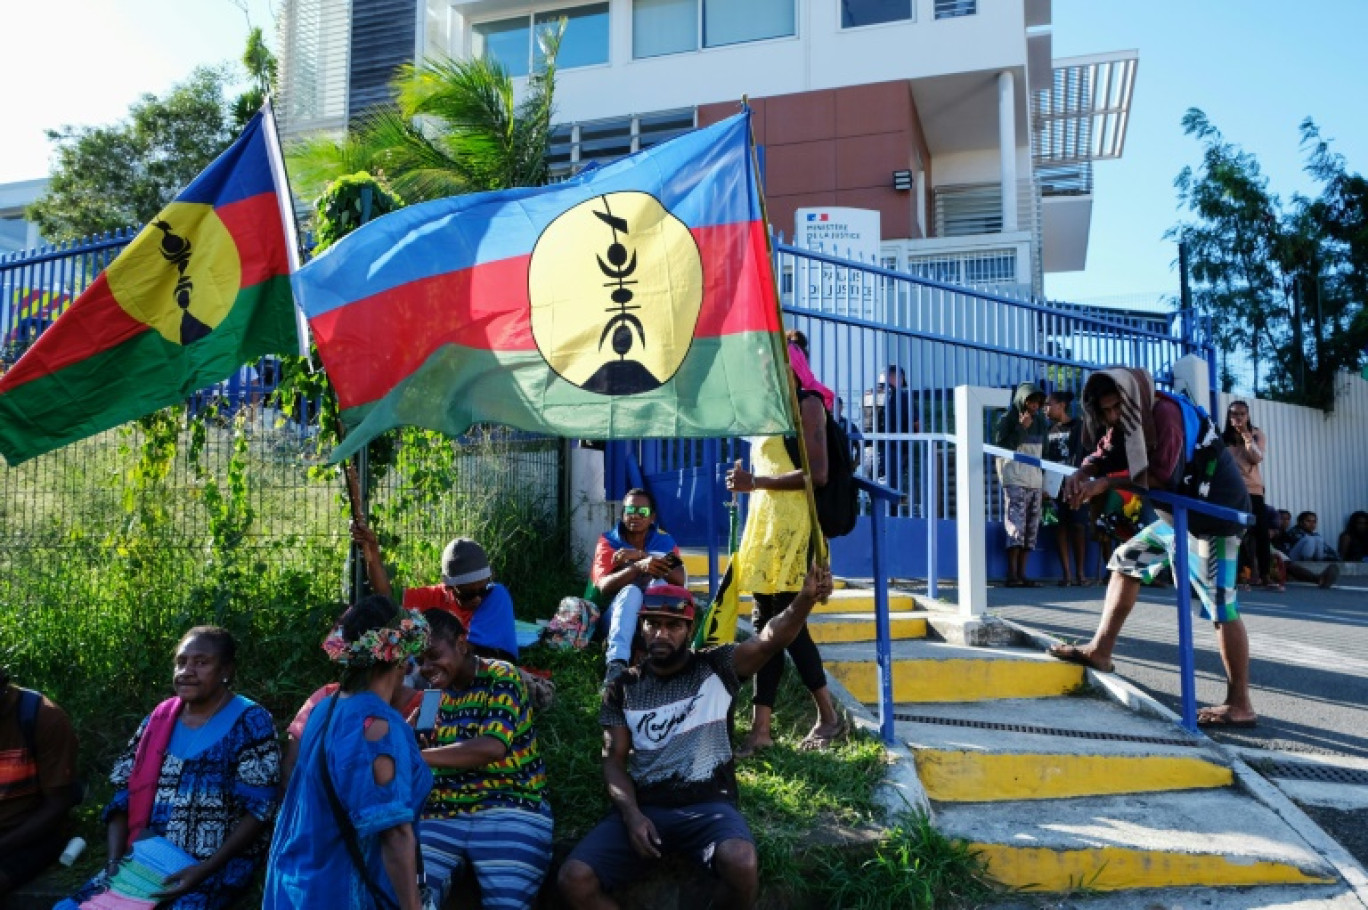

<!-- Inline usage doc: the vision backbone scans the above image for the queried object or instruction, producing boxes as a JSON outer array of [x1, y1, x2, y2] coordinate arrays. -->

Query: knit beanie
[[441, 538, 492, 586]]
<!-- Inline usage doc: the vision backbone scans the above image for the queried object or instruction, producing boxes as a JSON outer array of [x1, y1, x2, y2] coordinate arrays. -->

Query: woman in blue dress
[[58, 626, 281, 909], [265, 595, 433, 909]]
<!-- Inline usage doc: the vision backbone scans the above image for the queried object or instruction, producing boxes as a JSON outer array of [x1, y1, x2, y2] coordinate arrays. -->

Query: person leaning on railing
[[1046, 367, 1259, 729]]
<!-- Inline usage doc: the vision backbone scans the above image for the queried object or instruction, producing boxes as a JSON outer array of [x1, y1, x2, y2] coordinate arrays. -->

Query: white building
[[277, 0, 1135, 297]]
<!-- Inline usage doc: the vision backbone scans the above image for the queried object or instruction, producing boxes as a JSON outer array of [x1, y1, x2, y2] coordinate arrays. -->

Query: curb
[[996, 615, 1368, 909], [821, 672, 933, 821]]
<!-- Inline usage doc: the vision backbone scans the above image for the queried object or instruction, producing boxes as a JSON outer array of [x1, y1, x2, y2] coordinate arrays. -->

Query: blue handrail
[[983, 444, 1254, 733], [855, 475, 903, 745]]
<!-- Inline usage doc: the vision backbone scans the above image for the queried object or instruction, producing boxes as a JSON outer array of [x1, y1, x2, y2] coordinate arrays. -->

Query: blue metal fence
[[620, 239, 1213, 584]]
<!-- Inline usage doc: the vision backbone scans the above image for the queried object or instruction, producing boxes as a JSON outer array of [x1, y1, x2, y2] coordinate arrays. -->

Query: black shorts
[[0, 821, 66, 889], [565, 801, 753, 892]]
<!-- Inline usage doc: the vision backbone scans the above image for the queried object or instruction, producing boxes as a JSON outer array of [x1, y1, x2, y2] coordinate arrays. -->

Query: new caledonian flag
[[295, 109, 793, 460], [0, 107, 302, 465]]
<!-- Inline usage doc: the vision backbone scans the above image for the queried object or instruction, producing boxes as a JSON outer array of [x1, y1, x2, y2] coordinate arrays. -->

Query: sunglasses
[[642, 600, 692, 615], [452, 583, 494, 604], [623, 505, 654, 517]]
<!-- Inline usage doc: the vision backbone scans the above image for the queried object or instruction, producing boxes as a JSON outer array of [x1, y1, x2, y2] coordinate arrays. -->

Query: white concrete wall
[[437, 0, 1030, 122], [1218, 373, 1368, 542]]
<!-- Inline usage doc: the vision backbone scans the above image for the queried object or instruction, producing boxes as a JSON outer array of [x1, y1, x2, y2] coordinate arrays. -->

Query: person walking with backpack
[[725, 362, 845, 756], [1048, 368, 1257, 728]]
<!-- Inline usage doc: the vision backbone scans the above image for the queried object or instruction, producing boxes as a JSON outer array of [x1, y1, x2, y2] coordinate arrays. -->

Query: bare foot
[[735, 732, 774, 759], [799, 716, 848, 752]]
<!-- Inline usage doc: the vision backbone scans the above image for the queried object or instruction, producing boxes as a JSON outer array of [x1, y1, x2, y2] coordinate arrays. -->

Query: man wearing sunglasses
[[590, 489, 687, 683], [352, 522, 520, 663], [559, 564, 833, 909]]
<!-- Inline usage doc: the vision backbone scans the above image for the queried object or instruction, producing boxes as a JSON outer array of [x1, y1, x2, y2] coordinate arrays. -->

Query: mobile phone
[[416, 689, 442, 734], [661, 552, 683, 569]]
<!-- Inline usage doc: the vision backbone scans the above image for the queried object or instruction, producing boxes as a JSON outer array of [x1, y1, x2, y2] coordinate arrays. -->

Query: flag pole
[[742, 99, 829, 569], [260, 97, 312, 359]]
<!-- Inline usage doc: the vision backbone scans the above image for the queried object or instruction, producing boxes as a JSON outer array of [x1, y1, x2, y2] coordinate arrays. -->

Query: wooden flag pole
[[742, 98, 829, 569]]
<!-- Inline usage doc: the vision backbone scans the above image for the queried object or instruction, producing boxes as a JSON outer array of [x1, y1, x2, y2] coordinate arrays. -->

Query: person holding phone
[[413, 610, 552, 909], [589, 488, 687, 685]]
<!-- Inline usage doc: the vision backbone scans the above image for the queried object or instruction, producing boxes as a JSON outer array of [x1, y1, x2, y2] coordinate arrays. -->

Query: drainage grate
[[891, 713, 1202, 748], [1261, 761, 1368, 786]]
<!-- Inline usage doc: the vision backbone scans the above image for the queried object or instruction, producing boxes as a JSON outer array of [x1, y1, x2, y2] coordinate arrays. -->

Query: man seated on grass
[[558, 565, 834, 910], [0, 665, 80, 897], [353, 520, 520, 662]]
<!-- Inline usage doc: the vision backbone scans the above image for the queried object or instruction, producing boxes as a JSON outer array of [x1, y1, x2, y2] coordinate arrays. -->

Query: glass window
[[633, 0, 698, 58], [474, 16, 531, 77], [841, 0, 912, 28], [536, 4, 609, 70], [704, 0, 794, 47], [475, 4, 608, 76], [934, 0, 977, 20]]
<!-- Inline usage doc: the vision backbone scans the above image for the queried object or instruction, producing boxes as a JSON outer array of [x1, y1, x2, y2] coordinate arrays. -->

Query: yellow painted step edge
[[810, 617, 928, 644], [974, 843, 1332, 892], [827, 659, 1085, 703], [916, 751, 1232, 802]]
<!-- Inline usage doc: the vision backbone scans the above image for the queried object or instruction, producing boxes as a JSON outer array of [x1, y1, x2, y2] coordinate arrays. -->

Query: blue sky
[[1048, 0, 1368, 306], [1, 0, 1364, 310]]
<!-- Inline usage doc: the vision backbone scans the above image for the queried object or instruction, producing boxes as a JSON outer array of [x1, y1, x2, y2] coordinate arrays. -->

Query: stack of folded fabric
[[78, 836, 198, 910]]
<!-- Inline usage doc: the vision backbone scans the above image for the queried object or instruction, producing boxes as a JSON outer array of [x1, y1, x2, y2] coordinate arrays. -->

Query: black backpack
[[785, 394, 859, 539]]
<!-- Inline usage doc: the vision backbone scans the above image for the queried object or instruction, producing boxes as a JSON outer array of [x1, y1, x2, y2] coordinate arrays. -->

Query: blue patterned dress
[[59, 695, 280, 910]]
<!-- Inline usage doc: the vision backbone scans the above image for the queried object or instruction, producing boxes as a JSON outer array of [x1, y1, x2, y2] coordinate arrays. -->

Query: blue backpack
[[1155, 390, 1223, 500]]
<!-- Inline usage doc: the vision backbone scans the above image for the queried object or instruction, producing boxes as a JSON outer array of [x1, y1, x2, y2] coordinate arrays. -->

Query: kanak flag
[[0, 106, 301, 464], [293, 109, 793, 459]]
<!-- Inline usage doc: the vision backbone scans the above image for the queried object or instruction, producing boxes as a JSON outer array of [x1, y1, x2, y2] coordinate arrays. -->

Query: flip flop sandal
[[1047, 643, 1114, 673]]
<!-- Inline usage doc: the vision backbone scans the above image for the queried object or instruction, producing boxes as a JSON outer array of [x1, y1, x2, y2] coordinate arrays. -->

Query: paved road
[[986, 577, 1368, 759]]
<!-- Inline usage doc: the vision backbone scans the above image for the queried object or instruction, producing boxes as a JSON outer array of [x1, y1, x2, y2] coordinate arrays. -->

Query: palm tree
[[287, 26, 561, 204]]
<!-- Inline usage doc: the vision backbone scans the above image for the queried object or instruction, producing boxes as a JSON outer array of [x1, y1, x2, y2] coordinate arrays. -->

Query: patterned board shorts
[[1003, 485, 1043, 549], [1107, 520, 1241, 623]]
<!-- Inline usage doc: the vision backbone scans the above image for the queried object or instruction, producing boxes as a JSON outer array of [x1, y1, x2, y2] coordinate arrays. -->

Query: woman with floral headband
[[265, 596, 434, 909]]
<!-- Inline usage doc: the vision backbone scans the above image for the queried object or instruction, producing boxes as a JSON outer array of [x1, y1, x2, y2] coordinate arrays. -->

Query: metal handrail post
[[1171, 504, 1198, 733], [705, 438, 720, 596], [927, 438, 940, 600], [855, 476, 901, 745]]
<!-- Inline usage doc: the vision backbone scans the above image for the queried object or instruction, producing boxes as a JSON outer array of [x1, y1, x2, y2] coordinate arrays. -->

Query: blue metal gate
[[608, 240, 1214, 582]]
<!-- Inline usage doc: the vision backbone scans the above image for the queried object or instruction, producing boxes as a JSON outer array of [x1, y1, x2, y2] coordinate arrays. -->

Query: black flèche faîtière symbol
[[154, 220, 212, 344]]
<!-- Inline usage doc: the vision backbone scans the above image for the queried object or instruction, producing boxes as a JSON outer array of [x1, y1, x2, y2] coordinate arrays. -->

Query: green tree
[[287, 27, 561, 203], [1169, 109, 1366, 407], [232, 25, 279, 129], [27, 67, 234, 241]]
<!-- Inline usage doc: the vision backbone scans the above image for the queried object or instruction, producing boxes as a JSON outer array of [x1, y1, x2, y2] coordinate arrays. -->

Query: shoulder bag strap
[[316, 693, 402, 910]]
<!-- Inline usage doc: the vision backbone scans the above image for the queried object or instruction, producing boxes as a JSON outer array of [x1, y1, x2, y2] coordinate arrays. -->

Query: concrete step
[[823, 639, 1085, 703], [807, 611, 928, 645], [939, 789, 1337, 893], [896, 696, 1233, 802], [991, 884, 1363, 909], [685, 581, 909, 615]]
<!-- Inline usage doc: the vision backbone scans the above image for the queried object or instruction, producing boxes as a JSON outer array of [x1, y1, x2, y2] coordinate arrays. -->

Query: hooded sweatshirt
[[992, 382, 1047, 489]]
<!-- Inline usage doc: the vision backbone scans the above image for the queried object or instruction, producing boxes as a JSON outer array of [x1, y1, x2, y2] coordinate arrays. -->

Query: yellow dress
[[737, 436, 813, 595]]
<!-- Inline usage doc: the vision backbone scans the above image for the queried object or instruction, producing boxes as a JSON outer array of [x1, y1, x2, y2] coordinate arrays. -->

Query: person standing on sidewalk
[[1044, 389, 1091, 587], [993, 382, 1048, 588], [1047, 368, 1257, 729], [1223, 401, 1275, 590]]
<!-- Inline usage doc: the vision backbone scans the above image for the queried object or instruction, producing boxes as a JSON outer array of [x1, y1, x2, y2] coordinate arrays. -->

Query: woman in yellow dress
[[726, 383, 845, 755]]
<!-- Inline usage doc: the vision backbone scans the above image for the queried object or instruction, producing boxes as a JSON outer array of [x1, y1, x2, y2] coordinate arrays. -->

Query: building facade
[[277, 0, 1136, 296]]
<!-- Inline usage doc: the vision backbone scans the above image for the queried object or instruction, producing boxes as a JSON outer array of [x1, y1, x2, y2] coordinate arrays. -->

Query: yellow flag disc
[[107, 202, 242, 345], [529, 192, 704, 395]]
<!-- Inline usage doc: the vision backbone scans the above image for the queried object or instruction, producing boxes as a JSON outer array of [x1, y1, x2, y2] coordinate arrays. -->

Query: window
[[547, 109, 696, 178], [933, 0, 977, 19], [474, 3, 608, 77], [841, 0, 912, 28], [633, 0, 795, 58]]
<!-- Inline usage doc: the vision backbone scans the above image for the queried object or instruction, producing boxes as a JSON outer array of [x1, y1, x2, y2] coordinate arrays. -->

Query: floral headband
[[322, 610, 430, 668]]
